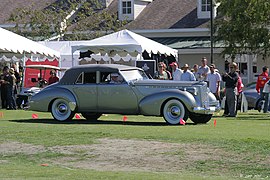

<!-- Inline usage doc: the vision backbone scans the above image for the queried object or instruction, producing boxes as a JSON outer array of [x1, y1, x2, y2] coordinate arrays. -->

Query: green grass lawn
[[0, 109, 269, 180]]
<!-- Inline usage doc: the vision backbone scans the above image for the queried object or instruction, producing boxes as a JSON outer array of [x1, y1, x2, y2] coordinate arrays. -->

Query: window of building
[[122, 1, 132, 14], [201, 0, 211, 12]]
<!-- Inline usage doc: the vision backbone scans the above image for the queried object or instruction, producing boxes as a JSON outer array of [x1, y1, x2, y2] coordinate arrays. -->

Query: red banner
[[24, 59, 59, 88]]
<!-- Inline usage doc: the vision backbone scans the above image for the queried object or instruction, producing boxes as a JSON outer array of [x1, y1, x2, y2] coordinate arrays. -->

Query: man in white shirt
[[262, 80, 270, 112], [198, 57, 210, 81], [169, 62, 183, 81], [206, 64, 221, 100], [193, 64, 200, 81], [181, 64, 196, 81]]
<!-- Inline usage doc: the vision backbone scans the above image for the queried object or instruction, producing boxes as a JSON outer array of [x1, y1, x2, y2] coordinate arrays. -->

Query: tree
[[214, 0, 270, 59], [9, 0, 126, 41]]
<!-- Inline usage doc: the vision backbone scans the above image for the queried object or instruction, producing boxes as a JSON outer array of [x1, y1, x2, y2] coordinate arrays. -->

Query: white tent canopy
[[0, 27, 60, 59], [72, 29, 178, 63]]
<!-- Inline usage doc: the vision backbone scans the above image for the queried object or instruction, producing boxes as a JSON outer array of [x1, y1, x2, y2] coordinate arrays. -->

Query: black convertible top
[[59, 64, 141, 84]]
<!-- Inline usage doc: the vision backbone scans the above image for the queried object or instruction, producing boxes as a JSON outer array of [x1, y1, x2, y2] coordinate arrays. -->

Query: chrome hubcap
[[170, 106, 180, 116], [58, 104, 67, 113]]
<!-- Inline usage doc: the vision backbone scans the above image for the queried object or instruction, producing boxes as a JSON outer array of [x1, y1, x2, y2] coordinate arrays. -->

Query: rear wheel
[[189, 113, 212, 124], [51, 99, 75, 121], [162, 99, 188, 125], [255, 98, 264, 112], [81, 113, 102, 120]]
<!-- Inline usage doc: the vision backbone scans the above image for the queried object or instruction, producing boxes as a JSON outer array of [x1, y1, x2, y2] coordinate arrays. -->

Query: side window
[[84, 72, 96, 84], [75, 72, 96, 84], [75, 73, 83, 84]]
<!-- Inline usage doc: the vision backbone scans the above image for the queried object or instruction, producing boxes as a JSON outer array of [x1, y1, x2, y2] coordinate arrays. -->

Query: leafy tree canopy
[[214, 0, 270, 59], [9, 0, 126, 41]]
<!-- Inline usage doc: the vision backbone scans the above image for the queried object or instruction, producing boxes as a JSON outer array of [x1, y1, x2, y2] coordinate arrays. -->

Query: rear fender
[[139, 89, 197, 116]]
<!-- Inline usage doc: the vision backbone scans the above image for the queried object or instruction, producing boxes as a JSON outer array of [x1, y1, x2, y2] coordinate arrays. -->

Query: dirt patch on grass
[[0, 138, 268, 173], [0, 142, 46, 155], [46, 138, 237, 172]]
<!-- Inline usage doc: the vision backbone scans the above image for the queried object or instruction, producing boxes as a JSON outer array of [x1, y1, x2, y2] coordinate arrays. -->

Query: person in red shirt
[[256, 66, 269, 113], [256, 66, 269, 95], [48, 70, 59, 85]]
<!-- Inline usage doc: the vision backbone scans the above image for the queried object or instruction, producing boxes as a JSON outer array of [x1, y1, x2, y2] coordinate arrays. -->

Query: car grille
[[200, 85, 209, 107]]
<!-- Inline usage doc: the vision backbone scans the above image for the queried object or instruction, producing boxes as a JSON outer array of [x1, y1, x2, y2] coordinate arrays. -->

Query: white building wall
[[134, 0, 149, 19], [118, 0, 152, 21]]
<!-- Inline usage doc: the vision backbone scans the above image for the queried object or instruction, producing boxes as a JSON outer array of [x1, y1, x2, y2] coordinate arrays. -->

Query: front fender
[[139, 89, 197, 116], [29, 87, 77, 112]]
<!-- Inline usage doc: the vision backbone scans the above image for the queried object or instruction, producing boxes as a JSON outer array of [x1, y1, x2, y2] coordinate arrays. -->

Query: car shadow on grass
[[9, 119, 196, 126]]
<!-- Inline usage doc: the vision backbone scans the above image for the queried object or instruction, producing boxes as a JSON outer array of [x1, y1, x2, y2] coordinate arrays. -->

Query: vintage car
[[17, 65, 61, 109], [243, 82, 270, 111], [29, 64, 220, 125]]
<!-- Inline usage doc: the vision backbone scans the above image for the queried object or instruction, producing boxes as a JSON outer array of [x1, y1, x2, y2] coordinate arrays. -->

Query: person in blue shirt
[[180, 64, 196, 81]]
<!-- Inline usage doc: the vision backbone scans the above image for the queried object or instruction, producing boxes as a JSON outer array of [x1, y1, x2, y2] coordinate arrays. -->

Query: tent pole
[[21, 52, 26, 88], [71, 46, 76, 67], [58, 56, 62, 77]]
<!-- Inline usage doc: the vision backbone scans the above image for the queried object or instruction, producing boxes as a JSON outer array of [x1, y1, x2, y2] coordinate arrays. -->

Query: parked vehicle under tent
[[0, 27, 60, 109]]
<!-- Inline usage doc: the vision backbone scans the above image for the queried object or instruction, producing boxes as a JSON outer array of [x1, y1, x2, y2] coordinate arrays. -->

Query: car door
[[72, 71, 97, 111], [97, 72, 138, 114]]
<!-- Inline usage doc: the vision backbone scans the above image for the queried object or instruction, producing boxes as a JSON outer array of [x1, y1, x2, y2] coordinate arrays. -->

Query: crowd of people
[[0, 65, 59, 110], [154, 57, 270, 117], [0, 65, 21, 110]]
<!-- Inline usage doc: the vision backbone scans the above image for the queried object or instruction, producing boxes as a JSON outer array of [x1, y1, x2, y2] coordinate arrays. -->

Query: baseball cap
[[182, 64, 189, 68], [169, 62, 178, 66], [111, 73, 119, 77]]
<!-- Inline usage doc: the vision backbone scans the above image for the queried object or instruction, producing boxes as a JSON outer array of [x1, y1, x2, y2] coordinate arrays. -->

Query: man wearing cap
[[206, 64, 221, 100], [181, 64, 196, 81], [169, 62, 182, 81], [110, 73, 121, 84]]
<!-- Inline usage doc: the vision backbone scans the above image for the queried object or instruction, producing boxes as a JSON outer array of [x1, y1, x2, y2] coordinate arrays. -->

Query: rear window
[[75, 72, 96, 84]]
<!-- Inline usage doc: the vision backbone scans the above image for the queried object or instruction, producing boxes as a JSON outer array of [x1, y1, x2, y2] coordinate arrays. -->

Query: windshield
[[120, 69, 149, 82]]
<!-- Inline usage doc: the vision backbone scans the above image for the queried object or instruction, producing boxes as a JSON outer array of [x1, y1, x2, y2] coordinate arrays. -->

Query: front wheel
[[51, 99, 75, 121], [189, 113, 212, 124], [162, 99, 188, 125], [81, 113, 102, 120]]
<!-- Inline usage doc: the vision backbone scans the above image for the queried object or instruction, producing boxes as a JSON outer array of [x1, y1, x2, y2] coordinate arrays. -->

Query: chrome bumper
[[193, 104, 221, 114]]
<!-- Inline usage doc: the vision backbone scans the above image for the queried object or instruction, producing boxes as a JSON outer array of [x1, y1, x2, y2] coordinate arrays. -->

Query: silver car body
[[29, 64, 220, 124], [243, 83, 270, 110]]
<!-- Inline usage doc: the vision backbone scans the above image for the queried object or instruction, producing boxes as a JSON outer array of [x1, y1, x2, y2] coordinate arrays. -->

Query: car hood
[[133, 79, 205, 87], [130, 79, 206, 97]]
